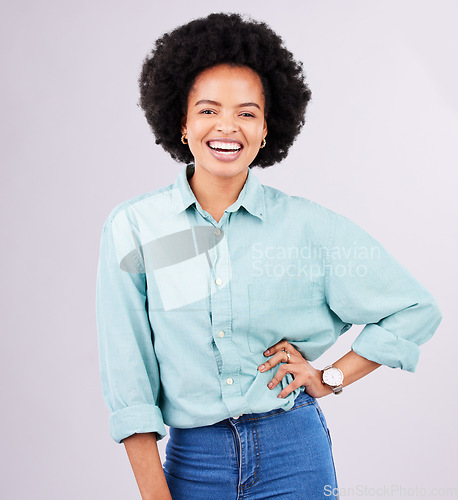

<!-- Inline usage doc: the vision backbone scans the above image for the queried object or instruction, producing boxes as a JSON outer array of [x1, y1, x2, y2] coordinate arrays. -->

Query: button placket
[[209, 216, 245, 416]]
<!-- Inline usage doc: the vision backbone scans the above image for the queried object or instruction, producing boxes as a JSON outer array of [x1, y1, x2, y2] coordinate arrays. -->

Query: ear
[[180, 116, 187, 135], [263, 118, 268, 139]]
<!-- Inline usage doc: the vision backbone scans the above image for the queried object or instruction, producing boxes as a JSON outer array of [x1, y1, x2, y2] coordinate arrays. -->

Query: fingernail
[[277, 394, 283, 398], [264, 349, 271, 356], [259, 364, 265, 372], [268, 382, 274, 389]]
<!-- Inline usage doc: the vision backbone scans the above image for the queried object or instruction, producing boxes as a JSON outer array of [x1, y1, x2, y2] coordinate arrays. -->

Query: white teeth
[[208, 141, 242, 151], [212, 150, 240, 155]]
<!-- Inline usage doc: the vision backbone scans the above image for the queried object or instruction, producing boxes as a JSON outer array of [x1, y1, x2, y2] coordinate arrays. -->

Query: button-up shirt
[[95, 163, 442, 444]]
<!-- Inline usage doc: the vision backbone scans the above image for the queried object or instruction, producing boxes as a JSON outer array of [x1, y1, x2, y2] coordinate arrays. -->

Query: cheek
[[248, 122, 266, 143], [186, 119, 208, 142]]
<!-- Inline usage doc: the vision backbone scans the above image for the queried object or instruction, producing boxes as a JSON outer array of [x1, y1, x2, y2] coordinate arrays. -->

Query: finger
[[264, 339, 300, 357], [258, 349, 290, 372], [277, 379, 303, 399], [267, 363, 302, 390], [263, 339, 288, 356], [266, 363, 289, 389]]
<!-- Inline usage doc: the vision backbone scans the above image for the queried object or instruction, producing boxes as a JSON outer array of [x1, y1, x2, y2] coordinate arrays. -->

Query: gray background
[[1, 0, 456, 498]]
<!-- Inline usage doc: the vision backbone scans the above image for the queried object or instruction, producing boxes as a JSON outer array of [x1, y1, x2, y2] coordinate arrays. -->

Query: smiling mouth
[[207, 140, 243, 154]]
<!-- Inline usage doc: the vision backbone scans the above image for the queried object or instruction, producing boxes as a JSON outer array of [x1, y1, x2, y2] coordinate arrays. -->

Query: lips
[[206, 138, 244, 162]]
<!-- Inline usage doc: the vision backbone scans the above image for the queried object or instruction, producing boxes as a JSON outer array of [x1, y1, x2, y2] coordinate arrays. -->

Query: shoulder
[[101, 182, 175, 231], [261, 182, 342, 226], [259, 182, 372, 247]]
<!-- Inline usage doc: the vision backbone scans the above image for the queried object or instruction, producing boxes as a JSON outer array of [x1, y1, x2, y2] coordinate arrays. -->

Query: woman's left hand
[[258, 340, 333, 399]]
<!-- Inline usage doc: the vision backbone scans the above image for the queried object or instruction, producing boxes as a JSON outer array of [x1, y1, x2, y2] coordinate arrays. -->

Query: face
[[181, 64, 268, 180]]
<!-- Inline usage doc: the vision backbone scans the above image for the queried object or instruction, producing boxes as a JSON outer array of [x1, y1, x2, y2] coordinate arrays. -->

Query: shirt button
[[215, 228, 221, 236], [215, 278, 223, 286], [218, 331, 225, 338], [226, 377, 234, 385]]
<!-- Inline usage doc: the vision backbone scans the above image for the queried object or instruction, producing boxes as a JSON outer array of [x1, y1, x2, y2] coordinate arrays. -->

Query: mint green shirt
[[96, 163, 442, 444]]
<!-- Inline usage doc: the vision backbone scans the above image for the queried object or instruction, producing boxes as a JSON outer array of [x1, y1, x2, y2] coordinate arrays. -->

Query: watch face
[[323, 367, 343, 387]]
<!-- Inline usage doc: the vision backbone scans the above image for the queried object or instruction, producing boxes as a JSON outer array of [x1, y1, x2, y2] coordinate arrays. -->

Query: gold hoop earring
[[260, 138, 266, 149], [181, 134, 188, 145]]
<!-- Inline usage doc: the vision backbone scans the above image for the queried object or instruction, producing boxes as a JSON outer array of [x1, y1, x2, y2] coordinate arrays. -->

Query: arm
[[96, 210, 169, 497], [332, 349, 381, 389], [325, 211, 442, 372], [123, 433, 172, 500], [259, 211, 441, 396], [259, 342, 381, 398]]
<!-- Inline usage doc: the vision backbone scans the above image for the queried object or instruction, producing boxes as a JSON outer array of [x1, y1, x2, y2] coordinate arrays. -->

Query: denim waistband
[[210, 389, 316, 427]]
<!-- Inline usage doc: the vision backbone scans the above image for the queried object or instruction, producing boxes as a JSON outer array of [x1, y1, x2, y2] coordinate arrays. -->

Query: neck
[[188, 165, 248, 218]]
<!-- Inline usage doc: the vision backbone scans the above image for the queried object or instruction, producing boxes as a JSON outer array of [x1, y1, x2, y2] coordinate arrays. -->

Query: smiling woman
[[96, 11, 442, 500], [181, 64, 268, 221], [138, 12, 310, 168]]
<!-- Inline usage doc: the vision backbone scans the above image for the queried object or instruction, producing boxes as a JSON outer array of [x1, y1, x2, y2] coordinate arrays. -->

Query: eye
[[200, 109, 216, 115], [240, 112, 255, 118]]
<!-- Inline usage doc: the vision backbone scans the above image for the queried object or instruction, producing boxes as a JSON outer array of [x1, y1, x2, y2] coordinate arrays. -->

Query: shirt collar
[[170, 164, 265, 220]]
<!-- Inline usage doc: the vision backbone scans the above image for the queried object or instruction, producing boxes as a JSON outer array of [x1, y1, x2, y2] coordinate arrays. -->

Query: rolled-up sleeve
[[325, 212, 442, 372], [95, 212, 167, 443]]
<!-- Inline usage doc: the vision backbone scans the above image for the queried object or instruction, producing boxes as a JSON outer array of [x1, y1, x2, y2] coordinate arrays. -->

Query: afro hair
[[138, 12, 312, 168]]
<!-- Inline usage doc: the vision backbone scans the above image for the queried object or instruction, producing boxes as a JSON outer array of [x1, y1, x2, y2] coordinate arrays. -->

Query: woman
[[96, 13, 442, 500]]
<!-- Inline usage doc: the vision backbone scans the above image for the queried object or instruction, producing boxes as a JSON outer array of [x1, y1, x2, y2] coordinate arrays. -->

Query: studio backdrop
[[1, 1, 456, 499]]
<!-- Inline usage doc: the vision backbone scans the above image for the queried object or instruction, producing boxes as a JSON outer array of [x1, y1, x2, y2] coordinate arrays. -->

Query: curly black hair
[[138, 12, 312, 168]]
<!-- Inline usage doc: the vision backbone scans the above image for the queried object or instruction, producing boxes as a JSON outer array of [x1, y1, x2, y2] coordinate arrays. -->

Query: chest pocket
[[247, 278, 319, 353]]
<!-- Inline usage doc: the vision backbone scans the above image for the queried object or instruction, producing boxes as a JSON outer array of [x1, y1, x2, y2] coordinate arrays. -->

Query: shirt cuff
[[351, 324, 421, 373], [109, 404, 167, 444]]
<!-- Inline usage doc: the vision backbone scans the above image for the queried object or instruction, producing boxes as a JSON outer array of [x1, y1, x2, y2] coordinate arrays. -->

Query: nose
[[215, 112, 239, 134]]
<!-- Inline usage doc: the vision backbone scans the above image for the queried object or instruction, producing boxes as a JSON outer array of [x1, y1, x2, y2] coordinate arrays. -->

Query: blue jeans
[[163, 390, 338, 499]]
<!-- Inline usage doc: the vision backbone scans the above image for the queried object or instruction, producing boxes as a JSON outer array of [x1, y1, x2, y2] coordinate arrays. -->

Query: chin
[[199, 158, 249, 178]]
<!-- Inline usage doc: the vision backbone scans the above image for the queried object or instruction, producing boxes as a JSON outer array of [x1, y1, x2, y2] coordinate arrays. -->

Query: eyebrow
[[194, 99, 261, 110]]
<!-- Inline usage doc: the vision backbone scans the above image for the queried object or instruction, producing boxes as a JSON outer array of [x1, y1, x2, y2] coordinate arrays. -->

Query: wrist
[[321, 365, 344, 395]]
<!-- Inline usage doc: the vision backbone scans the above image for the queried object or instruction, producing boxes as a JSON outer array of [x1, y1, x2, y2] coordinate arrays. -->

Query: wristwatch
[[321, 365, 344, 395]]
